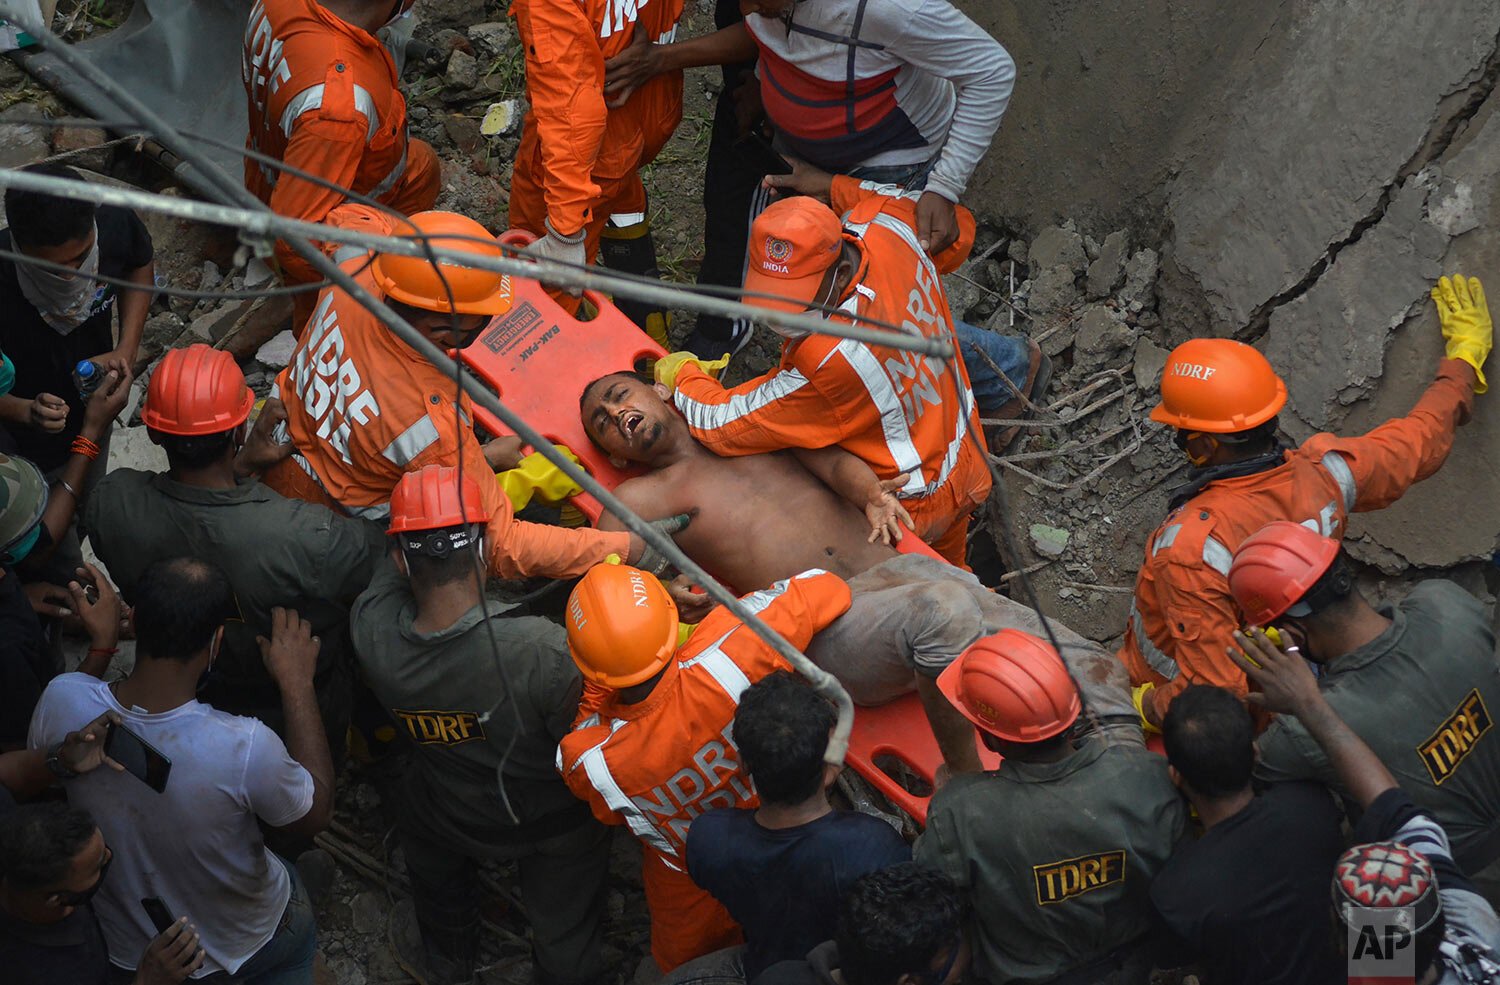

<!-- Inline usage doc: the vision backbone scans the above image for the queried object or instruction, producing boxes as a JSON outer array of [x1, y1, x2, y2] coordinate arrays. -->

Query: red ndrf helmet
[[936, 629, 1080, 742], [388, 465, 491, 533], [1228, 521, 1341, 626], [141, 344, 255, 436]]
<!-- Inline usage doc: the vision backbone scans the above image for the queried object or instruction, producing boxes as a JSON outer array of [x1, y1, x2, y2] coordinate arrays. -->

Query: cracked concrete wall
[[959, 0, 1500, 570]]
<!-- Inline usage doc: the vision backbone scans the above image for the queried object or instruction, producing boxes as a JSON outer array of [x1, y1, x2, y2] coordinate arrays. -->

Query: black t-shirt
[[0, 206, 153, 470], [0, 566, 47, 748], [686, 808, 910, 980], [0, 898, 110, 985], [1149, 781, 1346, 985]]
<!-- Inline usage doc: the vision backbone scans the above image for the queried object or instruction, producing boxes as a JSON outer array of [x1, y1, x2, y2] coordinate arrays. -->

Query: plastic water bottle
[[72, 359, 103, 401]]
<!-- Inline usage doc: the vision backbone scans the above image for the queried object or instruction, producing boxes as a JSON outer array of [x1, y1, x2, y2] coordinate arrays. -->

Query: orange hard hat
[[1150, 338, 1287, 434], [371, 211, 514, 316], [388, 464, 491, 533], [936, 630, 1080, 742], [565, 563, 679, 688], [141, 344, 255, 436], [1228, 521, 1340, 626]]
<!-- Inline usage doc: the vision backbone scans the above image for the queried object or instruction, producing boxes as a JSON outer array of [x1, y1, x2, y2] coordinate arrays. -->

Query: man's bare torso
[[605, 449, 897, 591]]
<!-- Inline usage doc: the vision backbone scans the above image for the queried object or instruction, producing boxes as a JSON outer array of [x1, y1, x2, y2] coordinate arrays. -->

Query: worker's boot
[[390, 899, 476, 985], [599, 215, 672, 348]]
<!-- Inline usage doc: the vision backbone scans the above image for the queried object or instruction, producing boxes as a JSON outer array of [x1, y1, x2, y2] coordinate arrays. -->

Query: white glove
[[532, 219, 587, 296]]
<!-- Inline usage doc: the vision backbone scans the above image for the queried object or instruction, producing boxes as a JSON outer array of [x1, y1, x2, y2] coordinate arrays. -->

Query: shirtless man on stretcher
[[580, 372, 1141, 773]]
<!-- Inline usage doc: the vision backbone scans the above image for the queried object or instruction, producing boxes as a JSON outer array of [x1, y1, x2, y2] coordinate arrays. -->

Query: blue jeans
[[846, 157, 940, 190], [954, 319, 1034, 411], [225, 856, 318, 985]]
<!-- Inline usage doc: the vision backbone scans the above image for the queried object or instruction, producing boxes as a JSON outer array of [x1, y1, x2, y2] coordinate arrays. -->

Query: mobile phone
[[104, 721, 172, 793], [141, 896, 175, 934], [735, 131, 794, 177]]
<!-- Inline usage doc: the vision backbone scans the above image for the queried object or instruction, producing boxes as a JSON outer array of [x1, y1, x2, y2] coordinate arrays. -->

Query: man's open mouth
[[619, 410, 645, 439]]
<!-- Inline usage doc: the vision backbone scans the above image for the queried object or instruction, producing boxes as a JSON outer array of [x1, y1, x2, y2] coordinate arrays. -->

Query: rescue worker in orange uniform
[[557, 562, 852, 972], [242, 0, 441, 328], [1121, 274, 1493, 729], [654, 179, 989, 567], [263, 208, 682, 579], [507, 0, 683, 342]]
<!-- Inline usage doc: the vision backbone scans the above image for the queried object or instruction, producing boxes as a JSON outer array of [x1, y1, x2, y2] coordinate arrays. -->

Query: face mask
[[0, 352, 14, 397], [195, 638, 221, 695], [1, 523, 41, 565], [15, 227, 103, 335]]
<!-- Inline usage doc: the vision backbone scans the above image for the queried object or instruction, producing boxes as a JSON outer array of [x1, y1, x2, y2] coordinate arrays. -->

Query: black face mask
[[195, 643, 220, 695]]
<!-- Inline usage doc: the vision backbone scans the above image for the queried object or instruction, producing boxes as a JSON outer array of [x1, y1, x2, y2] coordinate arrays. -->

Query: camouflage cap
[[0, 453, 47, 554]]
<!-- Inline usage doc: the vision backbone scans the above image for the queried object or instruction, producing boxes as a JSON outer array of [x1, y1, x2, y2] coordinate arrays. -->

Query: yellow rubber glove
[[496, 446, 583, 511], [1431, 274, 1491, 394], [1132, 682, 1162, 736], [654, 350, 730, 391]]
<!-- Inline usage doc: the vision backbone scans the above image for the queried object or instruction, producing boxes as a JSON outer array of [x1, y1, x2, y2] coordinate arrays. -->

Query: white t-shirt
[[28, 674, 314, 976]]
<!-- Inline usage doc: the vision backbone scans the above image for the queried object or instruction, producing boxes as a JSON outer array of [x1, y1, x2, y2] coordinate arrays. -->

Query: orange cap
[[936, 630, 1080, 742], [372, 211, 514, 316], [1150, 338, 1286, 434], [741, 197, 843, 314], [142, 344, 255, 436], [565, 563, 680, 688]]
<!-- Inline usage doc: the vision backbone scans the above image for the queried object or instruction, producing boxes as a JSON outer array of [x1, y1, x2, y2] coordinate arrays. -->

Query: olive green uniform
[[915, 737, 1187, 985], [350, 559, 608, 985], [82, 470, 384, 744], [1256, 581, 1500, 880]]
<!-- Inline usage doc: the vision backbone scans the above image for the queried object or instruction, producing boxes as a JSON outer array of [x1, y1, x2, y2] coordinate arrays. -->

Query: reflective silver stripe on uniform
[[1319, 450, 1357, 513], [557, 714, 601, 769], [574, 720, 677, 857], [279, 82, 381, 143], [1130, 601, 1179, 680], [366, 141, 408, 201], [1201, 536, 1234, 577], [674, 367, 812, 431], [607, 211, 647, 227], [681, 635, 754, 703], [381, 414, 440, 466], [1152, 524, 1182, 556], [347, 501, 391, 520], [288, 447, 389, 519], [331, 245, 367, 265], [837, 338, 927, 495]]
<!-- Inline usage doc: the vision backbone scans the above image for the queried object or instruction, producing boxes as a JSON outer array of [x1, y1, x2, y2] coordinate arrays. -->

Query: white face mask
[[770, 271, 841, 339], [16, 225, 102, 335]]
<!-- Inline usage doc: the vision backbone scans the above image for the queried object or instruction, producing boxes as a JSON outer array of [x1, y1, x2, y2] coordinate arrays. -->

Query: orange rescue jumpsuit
[[671, 177, 990, 565], [557, 569, 852, 971], [1121, 360, 1477, 724], [507, 0, 684, 308], [263, 208, 631, 580], [242, 0, 440, 328]]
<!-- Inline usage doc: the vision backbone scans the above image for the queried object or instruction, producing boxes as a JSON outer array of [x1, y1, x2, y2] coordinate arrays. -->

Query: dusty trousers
[[806, 554, 1139, 734], [399, 798, 610, 985]]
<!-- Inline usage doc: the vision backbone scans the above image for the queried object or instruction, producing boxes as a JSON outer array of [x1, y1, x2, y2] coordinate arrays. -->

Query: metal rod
[[0, 4, 858, 764], [0, 168, 954, 359]]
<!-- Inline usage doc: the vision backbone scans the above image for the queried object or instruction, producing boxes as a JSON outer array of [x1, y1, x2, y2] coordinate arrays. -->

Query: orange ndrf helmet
[[1228, 521, 1342, 626], [389, 465, 491, 556], [936, 629, 1081, 742], [141, 344, 255, 436], [371, 211, 514, 316], [565, 562, 679, 689], [1151, 338, 1287, 434]]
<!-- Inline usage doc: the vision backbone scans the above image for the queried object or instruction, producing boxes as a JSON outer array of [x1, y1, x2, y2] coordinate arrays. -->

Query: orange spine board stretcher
[[458, 231, 667, 522], [456, 240, 991, 824]]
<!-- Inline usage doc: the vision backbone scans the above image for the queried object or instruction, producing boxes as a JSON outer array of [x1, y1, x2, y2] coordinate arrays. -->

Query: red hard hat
[[936, 630, 1081, 742], [388, 465, 491, 533], [565, 563, 679, 688], [1228, 521, 1340, 626], [371, 211, 514, 316], [141, 344, 255, 436], [1150, 338, 1287, 434]]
